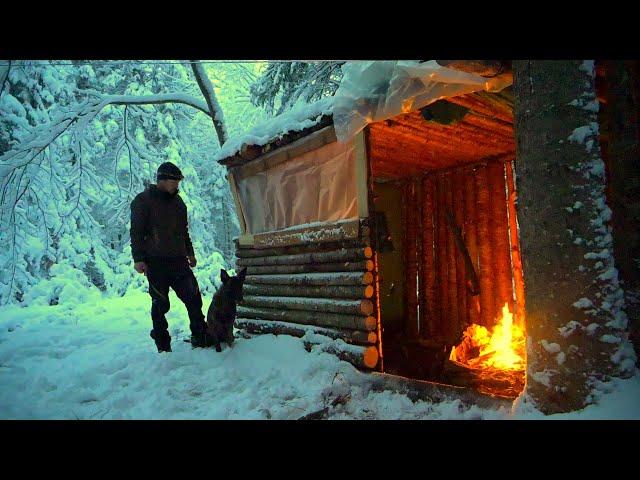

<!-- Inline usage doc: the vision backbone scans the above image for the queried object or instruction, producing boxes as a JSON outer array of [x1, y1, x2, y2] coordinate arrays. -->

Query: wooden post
[[414, 177, 423, 338], [505, 159, 526, 329], [227, 170, 248, 235], [354, 129, 370, 218], [403, 179, 418, 336], [444, 172, 460, 343], [464, 167, 481, 327], [475, 163, 495, 328], [421, 174, 437, 338], [488, 159, 515, 319], [436, 173, 449, 338], [453, 169, 468, 336]]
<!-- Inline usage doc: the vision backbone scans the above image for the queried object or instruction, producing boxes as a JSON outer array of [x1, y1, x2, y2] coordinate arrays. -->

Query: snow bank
[[1, 292, 638, 420]]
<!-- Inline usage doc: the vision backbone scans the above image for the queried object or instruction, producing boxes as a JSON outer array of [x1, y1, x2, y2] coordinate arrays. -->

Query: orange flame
[[450, 303, 525, 371]]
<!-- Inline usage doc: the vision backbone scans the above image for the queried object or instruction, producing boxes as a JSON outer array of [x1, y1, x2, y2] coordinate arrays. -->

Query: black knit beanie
[[157, 162, 184, 181]]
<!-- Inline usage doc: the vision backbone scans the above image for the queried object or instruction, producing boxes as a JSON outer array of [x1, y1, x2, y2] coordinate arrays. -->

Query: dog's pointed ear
[[239, 267, 247, 282], [220, 269, 230, 283]]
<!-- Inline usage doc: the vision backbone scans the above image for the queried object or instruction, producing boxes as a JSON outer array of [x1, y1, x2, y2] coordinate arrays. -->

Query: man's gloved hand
[[134, 261, 148, 275], [187, 256, 197, 268]]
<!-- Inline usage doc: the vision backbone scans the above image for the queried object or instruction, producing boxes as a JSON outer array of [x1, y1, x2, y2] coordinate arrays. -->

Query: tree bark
[[514, 60, 636, 414], [599, 61, 640, 363]]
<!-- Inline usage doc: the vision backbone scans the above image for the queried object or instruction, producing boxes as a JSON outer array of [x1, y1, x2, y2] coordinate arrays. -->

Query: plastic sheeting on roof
[[332, 60, 512, 143]]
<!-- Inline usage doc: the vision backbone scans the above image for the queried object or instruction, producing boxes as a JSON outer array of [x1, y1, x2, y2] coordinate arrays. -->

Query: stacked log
[[240, 296, 373, 316], [243, 284, 374, 300], [237, 247, 373, 267], [303, 341, 379, 370], [237, 305, 376, 331], [236, 318, 377, 346], [245, 271, 373, 286], [244, 260, 374, 276], [233, 224, 380, 370]]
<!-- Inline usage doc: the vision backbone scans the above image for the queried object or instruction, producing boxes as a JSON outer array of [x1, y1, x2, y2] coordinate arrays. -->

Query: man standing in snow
[[130, 162, 213, 353]]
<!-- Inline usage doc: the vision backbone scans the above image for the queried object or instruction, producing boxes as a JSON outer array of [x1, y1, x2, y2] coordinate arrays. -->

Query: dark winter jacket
[[130, 185, 195, 263]]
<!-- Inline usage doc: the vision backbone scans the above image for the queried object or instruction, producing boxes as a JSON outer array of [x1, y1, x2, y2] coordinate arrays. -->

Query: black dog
[[206, 268, 247, 352]]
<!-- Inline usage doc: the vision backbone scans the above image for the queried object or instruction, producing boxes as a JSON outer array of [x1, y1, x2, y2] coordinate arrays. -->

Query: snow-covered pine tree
[[250, 61, 343, 115], [0, 60, 239, 304]]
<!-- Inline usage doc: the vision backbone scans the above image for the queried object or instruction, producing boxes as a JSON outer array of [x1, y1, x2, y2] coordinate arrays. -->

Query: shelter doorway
[[369, 91, 526, 398]]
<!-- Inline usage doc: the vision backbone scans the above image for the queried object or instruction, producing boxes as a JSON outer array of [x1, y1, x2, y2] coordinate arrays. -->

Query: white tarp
[[332, 60, 512, 143], [235, 139, 358, 234], [230, 60, 512, 235]]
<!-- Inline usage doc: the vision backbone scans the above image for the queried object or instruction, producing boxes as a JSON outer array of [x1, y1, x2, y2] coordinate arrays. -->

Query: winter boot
[[150, 329, 172, 353], [190, 330, 215, 349]]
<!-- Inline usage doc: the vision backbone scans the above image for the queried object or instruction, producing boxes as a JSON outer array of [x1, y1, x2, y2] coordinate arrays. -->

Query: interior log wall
[[401, 158, 520, 345]]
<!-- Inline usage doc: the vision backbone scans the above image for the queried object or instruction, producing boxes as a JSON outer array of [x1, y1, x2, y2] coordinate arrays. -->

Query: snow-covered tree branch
[[0, 60, 243, 304]]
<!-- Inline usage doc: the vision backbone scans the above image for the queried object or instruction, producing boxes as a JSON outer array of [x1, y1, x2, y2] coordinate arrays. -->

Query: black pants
[[146, 257, 207, 345]]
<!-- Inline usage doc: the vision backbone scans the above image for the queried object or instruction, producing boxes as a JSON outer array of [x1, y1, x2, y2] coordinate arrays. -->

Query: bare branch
[[190, 60, 228, 146]]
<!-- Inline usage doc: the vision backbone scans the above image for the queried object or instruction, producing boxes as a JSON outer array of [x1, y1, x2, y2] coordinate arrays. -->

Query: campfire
[[448, 303, 526, 397]]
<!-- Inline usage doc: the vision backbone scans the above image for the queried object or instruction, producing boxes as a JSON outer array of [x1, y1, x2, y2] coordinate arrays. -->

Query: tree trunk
[[190, 60, 228, 146], [598, 61, 640, 364], [513, 60, 636, 414]]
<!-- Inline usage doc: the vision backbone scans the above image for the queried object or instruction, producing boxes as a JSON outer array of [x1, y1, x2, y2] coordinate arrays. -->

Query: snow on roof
[[213, 96, 334, 163]]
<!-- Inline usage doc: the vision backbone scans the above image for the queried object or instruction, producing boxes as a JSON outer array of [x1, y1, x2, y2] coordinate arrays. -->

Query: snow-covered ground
[[1, 290, 638, 420]]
